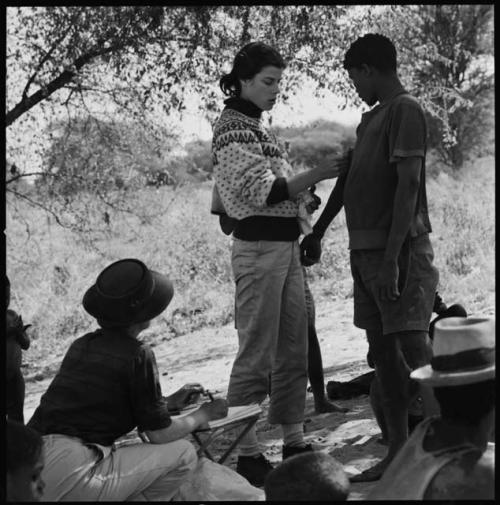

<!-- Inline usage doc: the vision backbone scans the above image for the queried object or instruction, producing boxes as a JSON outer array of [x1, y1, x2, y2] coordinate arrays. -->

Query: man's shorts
[[350, 233, 439, 335]]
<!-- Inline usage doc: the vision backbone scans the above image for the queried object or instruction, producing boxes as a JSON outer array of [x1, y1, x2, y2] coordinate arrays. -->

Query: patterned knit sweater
[[212, 107, 300, 227]]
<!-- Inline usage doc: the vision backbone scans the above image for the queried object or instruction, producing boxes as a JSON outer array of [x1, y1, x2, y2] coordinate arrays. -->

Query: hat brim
[[410, 364, 495, 387], [83, 270, 173, 327]]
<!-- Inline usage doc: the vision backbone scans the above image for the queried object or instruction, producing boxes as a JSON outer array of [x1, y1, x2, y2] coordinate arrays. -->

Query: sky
[[179, 83, 365, 143]]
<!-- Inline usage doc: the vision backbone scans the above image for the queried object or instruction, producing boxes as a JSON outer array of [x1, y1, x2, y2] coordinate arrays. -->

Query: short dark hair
[[343, 33, 397, 73], [7, 420, 43, 473], [220, 41, 286, 97], [434, 379, 495, 426], [264, 452, 349, 501]]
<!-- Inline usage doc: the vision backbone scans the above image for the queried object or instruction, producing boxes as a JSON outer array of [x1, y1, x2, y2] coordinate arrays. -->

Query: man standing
[[301, 33, 439, 481]]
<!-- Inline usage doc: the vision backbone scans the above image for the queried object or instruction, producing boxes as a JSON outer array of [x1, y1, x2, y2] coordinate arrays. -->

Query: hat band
[[431, 347, 495, 373]]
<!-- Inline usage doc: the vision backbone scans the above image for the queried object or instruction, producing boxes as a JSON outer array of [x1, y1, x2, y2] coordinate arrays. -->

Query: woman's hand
[[305, 186, 322, 214]]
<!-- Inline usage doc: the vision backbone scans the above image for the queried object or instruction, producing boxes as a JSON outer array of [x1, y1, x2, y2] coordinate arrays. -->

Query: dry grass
[[7, 154, 494, 380]]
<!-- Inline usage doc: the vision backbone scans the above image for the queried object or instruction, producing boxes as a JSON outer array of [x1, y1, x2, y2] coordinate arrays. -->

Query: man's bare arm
[[376, 157, 422, 302]]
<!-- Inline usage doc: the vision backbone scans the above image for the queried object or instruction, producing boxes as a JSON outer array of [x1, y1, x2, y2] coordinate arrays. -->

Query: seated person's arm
[[130, 347, 227, 445], [145, 400, 227, 444]]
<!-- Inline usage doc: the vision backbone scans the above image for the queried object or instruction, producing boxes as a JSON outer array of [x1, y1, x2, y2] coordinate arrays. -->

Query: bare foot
[[349, 457, 391, 482], [314, 398, 349, 414]]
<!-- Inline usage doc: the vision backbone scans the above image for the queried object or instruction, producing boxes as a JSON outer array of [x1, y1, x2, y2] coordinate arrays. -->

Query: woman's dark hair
[[343, 33, 397, 73], [219, 41, 286, 97], [434, 379, 495, 426], [7, 419, 43, 473]]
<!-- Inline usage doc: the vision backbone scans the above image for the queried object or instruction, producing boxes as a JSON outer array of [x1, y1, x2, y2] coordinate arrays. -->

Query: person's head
[[7, 420, 45, 501], [343, 33, 397, 106], [411, 317, 495, 430], [82, 259, 174, 335], [264, 452, 350, 501], [219, 41, 286, 111], [434, 379, 495, 428]]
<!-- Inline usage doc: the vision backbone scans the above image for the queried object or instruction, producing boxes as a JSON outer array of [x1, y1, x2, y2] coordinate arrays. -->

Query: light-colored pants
[[228, 239, 308, 425], [40, 434, 197, 501]]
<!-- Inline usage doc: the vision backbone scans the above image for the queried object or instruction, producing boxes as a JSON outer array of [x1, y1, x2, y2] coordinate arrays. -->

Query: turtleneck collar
[[224, 96, 262, 119]]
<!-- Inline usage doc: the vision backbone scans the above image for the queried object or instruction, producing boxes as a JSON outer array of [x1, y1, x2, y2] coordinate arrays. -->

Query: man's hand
[[167, 383, 204, 412], [375, 259, 400, 302], [300, 234, 322, 266]]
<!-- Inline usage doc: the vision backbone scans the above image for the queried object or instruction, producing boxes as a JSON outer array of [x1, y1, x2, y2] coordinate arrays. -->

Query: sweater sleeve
[[214, 128, 277, 209]]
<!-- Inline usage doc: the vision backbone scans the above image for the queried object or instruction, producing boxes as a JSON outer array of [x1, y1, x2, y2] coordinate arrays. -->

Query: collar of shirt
[[378, 85, 408, 106], [361, 85, 408, 123], [224, 96, 262, 119]]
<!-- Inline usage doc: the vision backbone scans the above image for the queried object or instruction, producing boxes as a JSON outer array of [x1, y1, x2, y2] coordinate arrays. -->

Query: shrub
[[273, 120, 356, 173]]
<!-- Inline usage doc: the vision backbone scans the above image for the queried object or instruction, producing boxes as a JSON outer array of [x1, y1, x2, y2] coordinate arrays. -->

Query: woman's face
[[240, 65, 283, 111]]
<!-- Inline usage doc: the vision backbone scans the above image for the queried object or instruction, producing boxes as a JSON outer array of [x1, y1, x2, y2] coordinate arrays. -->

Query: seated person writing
[[27, 259, 228, 501]]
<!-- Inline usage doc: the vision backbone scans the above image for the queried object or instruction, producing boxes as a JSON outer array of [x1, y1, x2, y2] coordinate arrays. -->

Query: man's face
[[348, 66, 377, 107], [240, 65, 283, 111], [7, 452, 45, 502]]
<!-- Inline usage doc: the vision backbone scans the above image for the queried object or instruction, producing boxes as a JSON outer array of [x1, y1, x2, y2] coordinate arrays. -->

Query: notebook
[[174, 403, 262, 429], [207, 404, 262, 429]]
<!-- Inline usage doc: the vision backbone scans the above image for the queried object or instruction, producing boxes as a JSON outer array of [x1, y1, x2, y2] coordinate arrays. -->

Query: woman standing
[[212, 41, 346, 486]]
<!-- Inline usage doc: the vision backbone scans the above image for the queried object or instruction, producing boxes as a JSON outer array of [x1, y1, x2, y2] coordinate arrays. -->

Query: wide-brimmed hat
[[411, 317, 495, 386], [83, 259, 174, 327], [429, 303, 467, 340]]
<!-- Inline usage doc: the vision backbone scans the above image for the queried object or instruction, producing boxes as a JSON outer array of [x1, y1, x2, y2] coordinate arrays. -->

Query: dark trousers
[[7, 369, 26, 424], [307, 323, 327, 399]]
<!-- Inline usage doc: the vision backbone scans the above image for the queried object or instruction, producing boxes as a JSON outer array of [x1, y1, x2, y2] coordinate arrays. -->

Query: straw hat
[[411, 317, 495, 386]]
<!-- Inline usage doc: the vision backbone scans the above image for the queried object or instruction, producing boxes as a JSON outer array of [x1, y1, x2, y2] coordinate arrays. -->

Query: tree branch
[[22, 21, 77, 101], [6, 172, 51, 185], [6, 186, 71, 229], [7, 43, 126, 126]]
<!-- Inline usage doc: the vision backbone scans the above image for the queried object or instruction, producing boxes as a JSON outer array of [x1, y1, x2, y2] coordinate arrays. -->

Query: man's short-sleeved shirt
[[27, 329, 171, 446], [344, 87, 432, 250]]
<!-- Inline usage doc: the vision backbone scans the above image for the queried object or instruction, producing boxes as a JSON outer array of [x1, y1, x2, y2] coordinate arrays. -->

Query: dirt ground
[[24, 296, 386, 500]]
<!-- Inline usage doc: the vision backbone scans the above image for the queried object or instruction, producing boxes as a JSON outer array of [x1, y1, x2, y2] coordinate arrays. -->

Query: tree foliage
[[6, 5, 494, 231], [367, 5, 494, 168]]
